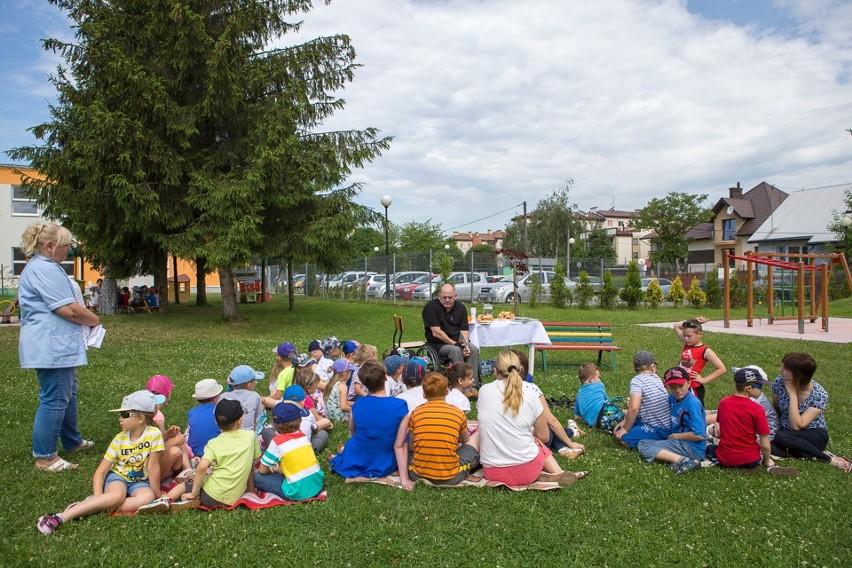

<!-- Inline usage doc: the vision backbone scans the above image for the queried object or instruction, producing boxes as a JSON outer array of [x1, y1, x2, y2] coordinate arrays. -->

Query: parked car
[[478, 271, 562, 304], [486, 275, 505, 283], [368, 271, 430, 298], [396, 274, 438, 301], [568, 276, 602, 292], [327, 271, 376, 290], [641, 277, 672, 296], [411, 272, 488, 302]]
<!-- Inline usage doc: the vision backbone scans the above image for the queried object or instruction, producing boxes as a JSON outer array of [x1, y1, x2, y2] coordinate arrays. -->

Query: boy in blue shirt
[[637, 367, 706, 475], [574, 363, 624, 434]]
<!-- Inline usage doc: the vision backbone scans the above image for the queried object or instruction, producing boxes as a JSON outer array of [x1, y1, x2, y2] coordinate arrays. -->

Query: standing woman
[[477, 350, 586, 486], [19, 222, 100, 472]]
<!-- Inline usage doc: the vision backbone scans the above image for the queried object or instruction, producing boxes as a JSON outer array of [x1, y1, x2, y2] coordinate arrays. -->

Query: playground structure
[[724, 251, 852, 334]]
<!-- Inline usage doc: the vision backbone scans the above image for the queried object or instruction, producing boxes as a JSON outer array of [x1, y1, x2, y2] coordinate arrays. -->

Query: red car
[[396, 274, 438, 300]]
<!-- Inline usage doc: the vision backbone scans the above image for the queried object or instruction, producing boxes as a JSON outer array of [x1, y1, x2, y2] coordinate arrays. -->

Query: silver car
[[367, 271, 429, 298], [641, 277, 672, 296], [478, 271, 560, 303], [411, 272, 487, 302]]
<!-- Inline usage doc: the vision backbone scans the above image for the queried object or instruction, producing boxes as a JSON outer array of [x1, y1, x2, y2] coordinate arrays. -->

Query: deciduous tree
[[633, 192, 711, 270]]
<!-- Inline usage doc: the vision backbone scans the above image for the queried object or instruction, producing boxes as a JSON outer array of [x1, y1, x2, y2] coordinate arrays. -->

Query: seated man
[[422, 284, 480, 384]]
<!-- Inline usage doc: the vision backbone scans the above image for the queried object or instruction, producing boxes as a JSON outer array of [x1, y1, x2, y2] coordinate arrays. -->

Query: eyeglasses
[[119, 411, 137, 419], [682, 320, 698, 329], [439, 295, 456, 301]]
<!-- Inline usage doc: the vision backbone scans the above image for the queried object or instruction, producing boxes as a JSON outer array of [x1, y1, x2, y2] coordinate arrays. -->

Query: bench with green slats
[[534, 321, 622, 372]]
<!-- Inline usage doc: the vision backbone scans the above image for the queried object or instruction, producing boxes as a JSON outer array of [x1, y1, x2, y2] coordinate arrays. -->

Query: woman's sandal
[[36, 457, 78, 472]]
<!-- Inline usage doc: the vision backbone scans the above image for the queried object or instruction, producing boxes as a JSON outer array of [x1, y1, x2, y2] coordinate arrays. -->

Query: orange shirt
[[409, 400, 467, 480]]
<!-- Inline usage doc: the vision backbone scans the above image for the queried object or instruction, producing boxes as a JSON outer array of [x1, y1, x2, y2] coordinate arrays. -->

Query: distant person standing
[[19, 222, 100, 472], [422, 283, 480, 385]]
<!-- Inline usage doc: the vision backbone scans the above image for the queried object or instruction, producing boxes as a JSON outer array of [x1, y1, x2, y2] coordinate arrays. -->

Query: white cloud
[[280, 0, 852, 231]]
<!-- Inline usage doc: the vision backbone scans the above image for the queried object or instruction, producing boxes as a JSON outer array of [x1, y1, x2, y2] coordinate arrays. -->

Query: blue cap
[[308, 340, 322, 353], [292, 353, 315, 368], [403, 357, 428, 384], [228, 365, 265, 386], [272, 401, 303, 423], [283, 384, 307, 402], [384, 354, 408, 376], [342, 340, 359, 355]]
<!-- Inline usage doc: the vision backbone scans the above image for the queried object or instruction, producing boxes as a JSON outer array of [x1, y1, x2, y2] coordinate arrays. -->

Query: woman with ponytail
[[19, 222, 100, 472], [477, 350, 586, 486]]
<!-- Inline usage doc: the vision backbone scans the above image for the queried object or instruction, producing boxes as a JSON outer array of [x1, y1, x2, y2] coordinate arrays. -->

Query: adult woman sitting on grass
[[477, 350, 586, 486], [19, 222, 100, 472], [771, 352, 851, 472], [329, 360, 410, 479]]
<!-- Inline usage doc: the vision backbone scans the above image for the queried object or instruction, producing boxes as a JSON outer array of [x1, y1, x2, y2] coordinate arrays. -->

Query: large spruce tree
[[10, 0, 389, 320]]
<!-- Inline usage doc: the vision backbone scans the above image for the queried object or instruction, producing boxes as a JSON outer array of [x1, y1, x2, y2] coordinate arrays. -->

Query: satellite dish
[[726, 205, 734, 215]]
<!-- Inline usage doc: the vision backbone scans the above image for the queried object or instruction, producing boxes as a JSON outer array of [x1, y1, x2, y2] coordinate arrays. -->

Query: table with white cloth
[[469, 319, 551, 375]]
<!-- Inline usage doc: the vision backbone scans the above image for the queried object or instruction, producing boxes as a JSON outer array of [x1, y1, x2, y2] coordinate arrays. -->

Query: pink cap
[[146, 374, 174, 396]]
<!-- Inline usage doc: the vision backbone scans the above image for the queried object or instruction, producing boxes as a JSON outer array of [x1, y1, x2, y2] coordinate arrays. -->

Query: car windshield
[[411, 275, 431, 284]]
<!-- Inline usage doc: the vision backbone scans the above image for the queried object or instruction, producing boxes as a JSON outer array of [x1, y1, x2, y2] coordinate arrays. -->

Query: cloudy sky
[[2, 0, 850, 234]]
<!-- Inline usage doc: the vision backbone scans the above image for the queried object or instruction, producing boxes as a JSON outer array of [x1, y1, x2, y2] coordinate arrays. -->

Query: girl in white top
[[477, 350, 586, 486], [445, 362, 474, 414]]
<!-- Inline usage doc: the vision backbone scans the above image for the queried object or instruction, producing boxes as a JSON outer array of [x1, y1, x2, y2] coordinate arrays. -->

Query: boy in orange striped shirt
[[395, 372, 480, 489]]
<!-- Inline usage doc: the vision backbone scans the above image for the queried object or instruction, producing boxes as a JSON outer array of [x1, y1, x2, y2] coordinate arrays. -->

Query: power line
[[444, 202, 524, 233]]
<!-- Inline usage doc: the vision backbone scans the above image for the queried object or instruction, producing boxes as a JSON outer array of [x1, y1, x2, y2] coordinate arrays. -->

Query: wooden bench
[[534, 321, 622, 372]]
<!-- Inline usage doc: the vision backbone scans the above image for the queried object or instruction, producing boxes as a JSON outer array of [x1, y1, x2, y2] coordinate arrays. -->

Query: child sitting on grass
[[262, 342, 297, 408], [186, 378, 223, 458], [37, 391, 166, 535], [384, 354, 408, 398], [325, 358, 355, 422], [709, 366, 798, 476], [615, 351, 670, 449], [220, 365, 265, 433], [254, 402, 326, 501], [146, 374, 192, 479], [574, 363, 625, 434], [156, 399, 261, 510], [282, 385, 333, 453], [637, 367, 706, 475], [445, 362, 475, 414]]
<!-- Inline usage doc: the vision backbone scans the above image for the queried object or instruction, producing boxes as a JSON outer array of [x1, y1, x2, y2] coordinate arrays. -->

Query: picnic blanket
[[344, 470, 564, 492], [197, 490, 327, 511]]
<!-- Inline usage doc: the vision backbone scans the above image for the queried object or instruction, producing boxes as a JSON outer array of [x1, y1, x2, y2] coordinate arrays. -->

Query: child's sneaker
[[675, 458, 701, 475], [37, 513, 63, 535], [137, 497, 170, 514], [174, 468, 195, 483], [168, 498, 200, 512]]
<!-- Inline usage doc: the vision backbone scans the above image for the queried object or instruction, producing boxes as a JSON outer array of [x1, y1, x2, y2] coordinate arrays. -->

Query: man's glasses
[[119, 411, 137, 419], [439, 296, 456, 301]]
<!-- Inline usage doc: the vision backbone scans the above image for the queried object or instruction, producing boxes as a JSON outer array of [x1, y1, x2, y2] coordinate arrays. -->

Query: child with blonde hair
[[325, 359, 355, 422], [574, 363, 625, 433], [37, 391, 166, 534], [262, 342, 296, 409]]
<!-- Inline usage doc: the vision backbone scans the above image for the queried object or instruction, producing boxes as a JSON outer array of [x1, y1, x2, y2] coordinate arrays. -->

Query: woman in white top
[[477, 350, 585, 486]]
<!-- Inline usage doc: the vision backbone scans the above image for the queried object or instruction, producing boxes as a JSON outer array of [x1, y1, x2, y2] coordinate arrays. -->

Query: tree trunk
[[100, 275, 118, 315], [287, 259, 295, 311], [153, 247, 168, 311], [219, 266, 241, 322], [195, 256, 208, 307]]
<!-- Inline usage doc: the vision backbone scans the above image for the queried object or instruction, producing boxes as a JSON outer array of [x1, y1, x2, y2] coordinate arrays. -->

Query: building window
[[632, 238, 639, 245], [12, 185, 38, 216], [722, 218, 736, 241], [632, 251, 639, 259], [12, 247, 74, 276]]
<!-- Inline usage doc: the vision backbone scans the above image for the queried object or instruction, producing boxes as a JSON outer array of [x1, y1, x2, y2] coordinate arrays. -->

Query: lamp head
[[380, 194, 393, 208]]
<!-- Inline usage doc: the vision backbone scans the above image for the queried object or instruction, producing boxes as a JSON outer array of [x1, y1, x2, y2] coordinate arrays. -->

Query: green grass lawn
[[2, 296, 850, 566]]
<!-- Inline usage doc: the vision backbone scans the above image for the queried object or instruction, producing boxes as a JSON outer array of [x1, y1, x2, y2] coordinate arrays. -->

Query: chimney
[[729, 182, 742, 199]]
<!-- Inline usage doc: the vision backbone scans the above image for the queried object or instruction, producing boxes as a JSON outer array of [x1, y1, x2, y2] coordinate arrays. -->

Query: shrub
[[619, 261, 643, 309], [705, 274, 722, 308], [574, 270, 595, 309], [550, 262, 570, 309], [668, 275, 686, 307], [528, 273, 542, 308], [729, 273, 747, 308], [599, 269, 618, 309], [644, 278, 664, 308], [685, 277, 707, 308]]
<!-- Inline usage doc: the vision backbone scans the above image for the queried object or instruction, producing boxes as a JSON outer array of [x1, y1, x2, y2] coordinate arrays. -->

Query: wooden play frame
[[723, 251, 852, 334]]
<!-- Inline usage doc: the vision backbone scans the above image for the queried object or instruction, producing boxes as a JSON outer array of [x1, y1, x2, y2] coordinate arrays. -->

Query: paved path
[[640, 317, 852, 344]]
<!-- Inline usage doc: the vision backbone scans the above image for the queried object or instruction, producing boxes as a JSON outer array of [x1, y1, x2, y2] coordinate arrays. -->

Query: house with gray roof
[[747, 183, 851, 257], [691, 181, 788, 271]]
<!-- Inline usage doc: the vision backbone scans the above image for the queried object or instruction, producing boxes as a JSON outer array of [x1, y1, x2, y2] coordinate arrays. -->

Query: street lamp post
[[841, 213, 852, 264], [566, 236, 575, 279], [381, 195, 392, 300]]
